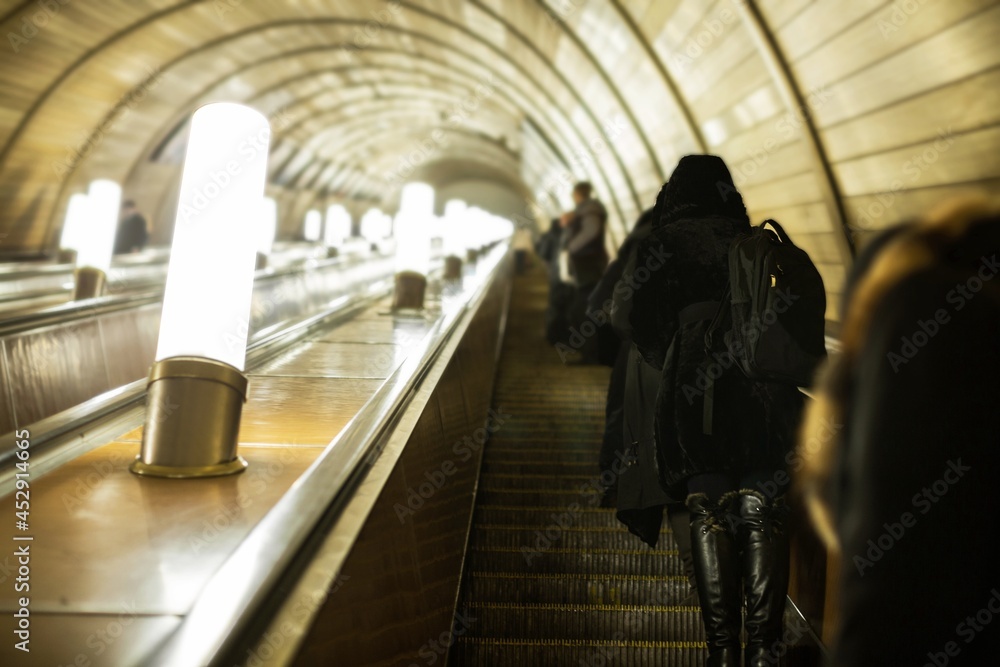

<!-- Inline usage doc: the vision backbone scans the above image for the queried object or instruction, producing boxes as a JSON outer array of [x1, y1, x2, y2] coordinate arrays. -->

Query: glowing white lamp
[[464, 206, 485, 248], [304, 209, 322, 242], [69, 180, 120, 298], [491, 215, 515, 244], [60, 193, 90, 257], [133, 102, 271, 480], [361, 208, 384, 243], [392, 182, 435, 308], [442, 199, 469, 280], [443, 200, 470, 255], [258, 196, 278, 255], [394, 182, 434, 274], [324, 204, 352, 247], [76, 179, 121, 272], [379, 211, 393, 240]]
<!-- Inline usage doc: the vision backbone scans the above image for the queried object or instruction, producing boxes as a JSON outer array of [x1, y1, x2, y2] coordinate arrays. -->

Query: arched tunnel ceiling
[[1, 0, 999, 320]]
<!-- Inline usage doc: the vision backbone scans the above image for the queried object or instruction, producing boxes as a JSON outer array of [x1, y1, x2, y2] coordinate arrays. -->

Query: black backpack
[[705, 219, 827, 387]]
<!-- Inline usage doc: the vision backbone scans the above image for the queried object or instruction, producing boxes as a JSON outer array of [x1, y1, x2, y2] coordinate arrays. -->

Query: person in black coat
[[535, 217, 574, 345], [590, 207, 698, 602], [799, 198, 1000, 666], [589, 209, 655, 500], [560, 181, 609, 363], [615, 155, 804, 666]]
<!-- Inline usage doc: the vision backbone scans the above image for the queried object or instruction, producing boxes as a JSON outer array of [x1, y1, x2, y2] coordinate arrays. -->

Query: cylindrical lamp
[[72, 180, 121, 299], [60, 193, 89, 264], [360, 208, 383, 250], [303, 209, 322, 242], [324, 204, 351, 258], [465, 207, 490, 262], [131, 102, 271, 479], [324, 204, 351, 247], [392, 183, 434, 310]]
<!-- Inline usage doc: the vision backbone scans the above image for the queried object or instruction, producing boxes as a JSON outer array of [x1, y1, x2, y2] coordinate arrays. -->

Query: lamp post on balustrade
[[392, 182, 435, 311], [130, 102, 271, 479]]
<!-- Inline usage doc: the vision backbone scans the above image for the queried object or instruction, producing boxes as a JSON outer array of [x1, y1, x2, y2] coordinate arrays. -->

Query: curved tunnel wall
[[0, 0, 998, 319]]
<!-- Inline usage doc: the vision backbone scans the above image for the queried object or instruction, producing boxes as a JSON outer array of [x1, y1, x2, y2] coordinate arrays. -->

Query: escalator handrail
[[0, 250, 381, 337]]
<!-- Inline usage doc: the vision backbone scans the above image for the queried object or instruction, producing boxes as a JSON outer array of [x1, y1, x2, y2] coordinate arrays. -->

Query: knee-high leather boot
[[738, 492, 790, 667], [687, 493, 742, 667]]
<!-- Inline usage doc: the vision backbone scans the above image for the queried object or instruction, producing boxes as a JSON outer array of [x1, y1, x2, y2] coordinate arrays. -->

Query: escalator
[[451, 265, 706, 665]]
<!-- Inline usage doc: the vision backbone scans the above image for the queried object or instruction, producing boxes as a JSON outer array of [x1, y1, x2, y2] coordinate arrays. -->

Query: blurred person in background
[[536, 217, 574, 345], [560, 181, 608, 364], [114, 199, 149, 254], [799, 197, 1000, 666], [512, 222, 533, 273]]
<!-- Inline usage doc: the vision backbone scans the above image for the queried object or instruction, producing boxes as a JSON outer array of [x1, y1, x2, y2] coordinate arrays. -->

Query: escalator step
[[475, 474, 601, 491], [483, 452, 597, 473], [466, 546, 683, 576], [451, 637, 707, 667], [473, 505, 622, 528], [474, 487, 604, 506], [463, 572, 692, 606], [469, 524, 676, 551], [457, 602, 705, 642]]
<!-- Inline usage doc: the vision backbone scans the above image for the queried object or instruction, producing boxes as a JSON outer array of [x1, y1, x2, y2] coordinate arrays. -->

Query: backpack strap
[[760, 218, 796, 246], [703, 286, 731, 352], [677, 300, 723, 437]]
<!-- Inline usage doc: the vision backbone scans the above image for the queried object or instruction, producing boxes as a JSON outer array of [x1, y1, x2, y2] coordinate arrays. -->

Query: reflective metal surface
[[133, 357, 250, 478], [237, 376, 385, 446], [4, 318, 114, 426], [0, 253, 397, 438], [0, 441, 320, 615]]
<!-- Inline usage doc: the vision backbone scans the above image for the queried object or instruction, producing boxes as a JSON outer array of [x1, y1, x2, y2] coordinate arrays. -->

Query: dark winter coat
[[615, 342, 674, 545], [799, 202, 1000, 666], [590, 209, 674, 545], [536, 219, 574, 345], [612, 154, 804, 494], [620, 215, 803, 493], [563, 198, 608, 286], [588, 208, 654, 320]]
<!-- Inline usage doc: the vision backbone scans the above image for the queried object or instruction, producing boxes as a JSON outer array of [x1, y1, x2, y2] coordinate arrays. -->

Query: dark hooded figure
[[615, 155, 804, 667]]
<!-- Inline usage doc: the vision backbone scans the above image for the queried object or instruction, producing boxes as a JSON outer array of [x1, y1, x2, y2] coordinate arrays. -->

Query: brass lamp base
[[58, 248, 78, 265], [444, 255, 463, 281], [130, 356, 249, 479], [392, 271, 427, 310], [73, 267, 107, 300], [129, 457, 248, 479]]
